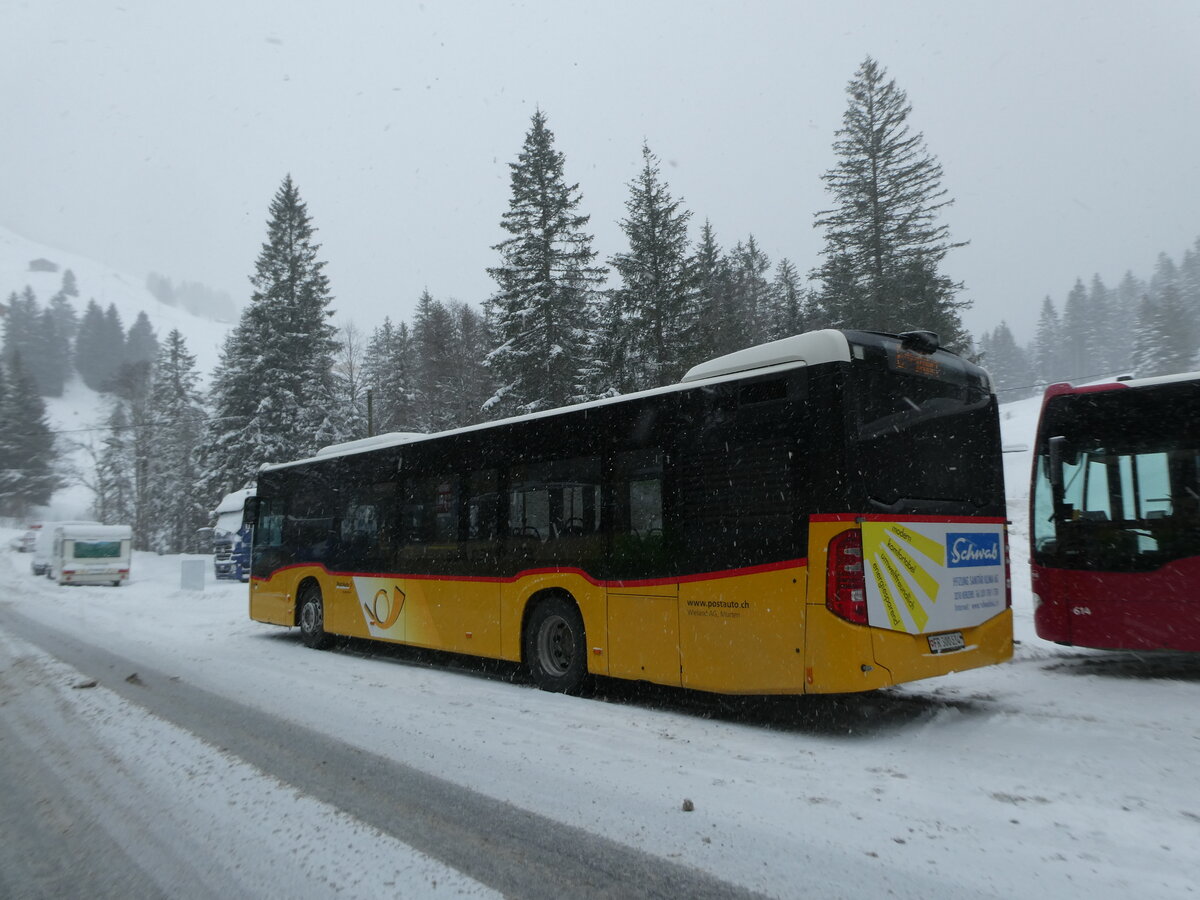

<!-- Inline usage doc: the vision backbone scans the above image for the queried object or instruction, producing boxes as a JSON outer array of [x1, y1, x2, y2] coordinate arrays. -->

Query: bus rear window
[[850, 341, 989, 440]]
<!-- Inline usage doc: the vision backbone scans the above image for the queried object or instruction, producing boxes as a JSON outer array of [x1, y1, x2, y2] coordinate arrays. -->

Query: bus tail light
[[827, 529, 868, 624]]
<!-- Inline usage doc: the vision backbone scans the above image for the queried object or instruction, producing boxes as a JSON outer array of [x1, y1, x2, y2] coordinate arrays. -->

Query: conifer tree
[[363, 317, 417, 434], [332, 321, 369, 440], [1112, 271, 1144, 375], [485, 109, 606, 416], [74, 299, 109, 390], [607, 143, 694, 389], [451, 301, 494, 427], [812, 57, 969, 349], [203, 174, 348, 501], [726, 236, 772, 347], [978, 322, 1032, 399], [1130, 294, 1163, 378], [145, 330, 208, 552], [0, 352, 58, 517], [125, 311, 159, 368], [769, 258, 807, 340], [1030, 297, 1064, 386], [99, 304, 127, 388], [688, 220, 731, 362], [59, 268, 79, 300], [2, 288, 40, 372], [34, 308, 69, 397], [412, 290, 460, 432], [96, 402, 135, 526], [1060, 279, 1090, 381]]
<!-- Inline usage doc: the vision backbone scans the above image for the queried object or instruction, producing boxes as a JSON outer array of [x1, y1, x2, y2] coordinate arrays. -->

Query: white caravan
[[48, 524, 133, 586], [32, 520, 101, 576]]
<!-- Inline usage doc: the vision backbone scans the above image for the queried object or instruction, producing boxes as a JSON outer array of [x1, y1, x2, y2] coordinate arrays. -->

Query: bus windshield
[[1033, 382, 1200, 571]]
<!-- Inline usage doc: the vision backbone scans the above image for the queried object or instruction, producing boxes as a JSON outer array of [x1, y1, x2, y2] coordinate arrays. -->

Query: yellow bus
[[247, 329, 1012, 695]]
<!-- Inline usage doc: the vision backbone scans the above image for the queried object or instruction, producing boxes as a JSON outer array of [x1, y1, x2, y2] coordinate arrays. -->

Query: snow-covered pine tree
[[412, 290, 460, 432], [1029, 297, 1064, 387], [448, 301, 493, 428], [768, 258, 808, 341], [74, 299, 108, 390], [96, 402, 135, 526], [145, 329, 208, 553], [363, 317, 417, 435], [59, 268, 78, 300], [1181, 238, 1200, 340], [34, 306, 69, 397], [1111, 271, 1144, 375], [607, 143, 694, 389], [332, 321, 369, 439], [812, 57, 970, 350], [485, 109, 606, 417], [99, 304, 126, 389], [202, 174, 348, 502], [978, 322, 1032, 400], [1156, 281, 1195, 376], [726, 236, 772, 348], [125, 311, 159, 369], [2, 287, 40, 372], [1130, 293, 1163, 378], [0, 351, 58, 517], [1060, 278, 1092, 382], [687, 221, 737, 363]]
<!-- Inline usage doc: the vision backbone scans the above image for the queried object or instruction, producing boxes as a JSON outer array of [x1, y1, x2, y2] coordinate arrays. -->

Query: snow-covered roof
[[213, 488, 256, 516], [55, 524, 132, 540]]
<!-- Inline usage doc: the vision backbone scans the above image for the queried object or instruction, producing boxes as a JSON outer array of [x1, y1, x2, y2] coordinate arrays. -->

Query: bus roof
[[1045, 369, 1200, 399], [263, 331, 864, 473], [261, 329, 979, 474], [680, 329, 851, 382]]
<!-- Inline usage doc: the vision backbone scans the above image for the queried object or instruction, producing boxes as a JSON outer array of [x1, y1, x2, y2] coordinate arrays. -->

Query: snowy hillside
[[0, 224, 232, 377], [1, 225, 236, 520]]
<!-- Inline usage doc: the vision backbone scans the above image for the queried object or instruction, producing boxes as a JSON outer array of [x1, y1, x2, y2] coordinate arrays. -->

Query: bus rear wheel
[[524, 595, 587, 694], [298, 583, 333, 650]]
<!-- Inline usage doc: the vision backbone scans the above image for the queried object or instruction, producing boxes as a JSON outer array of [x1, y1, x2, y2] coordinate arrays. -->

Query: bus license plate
[[928, 632, 965, 654]]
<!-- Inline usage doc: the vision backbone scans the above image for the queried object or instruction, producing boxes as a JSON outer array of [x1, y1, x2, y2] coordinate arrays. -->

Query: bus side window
[[610, 449, 665, 577], [258, 499, 285, 548], [507, 457, 601, 565]]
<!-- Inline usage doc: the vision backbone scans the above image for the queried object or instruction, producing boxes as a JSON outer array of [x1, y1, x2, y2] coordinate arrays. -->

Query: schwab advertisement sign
[[860, 520, 1007, 634]]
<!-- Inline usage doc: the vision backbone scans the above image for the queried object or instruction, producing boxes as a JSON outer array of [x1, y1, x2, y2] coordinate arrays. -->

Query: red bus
[[1031, 372, 1200, 650]]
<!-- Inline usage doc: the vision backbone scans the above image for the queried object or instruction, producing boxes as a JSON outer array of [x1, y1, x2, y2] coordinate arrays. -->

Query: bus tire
[[524, 595, 587, 694], [298, 583, 333, 650]]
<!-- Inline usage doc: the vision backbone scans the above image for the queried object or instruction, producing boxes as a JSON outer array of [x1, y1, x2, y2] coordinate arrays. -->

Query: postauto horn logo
[[946, 532, 1001, 568]]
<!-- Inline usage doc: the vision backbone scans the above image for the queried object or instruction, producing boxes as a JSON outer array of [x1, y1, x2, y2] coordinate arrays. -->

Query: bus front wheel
[[298, 583, 333, 650], [524, 595, 587, 694]]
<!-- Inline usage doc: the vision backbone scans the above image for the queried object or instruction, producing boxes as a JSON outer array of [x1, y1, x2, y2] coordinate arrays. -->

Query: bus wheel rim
[[537, 615, 573, 676]]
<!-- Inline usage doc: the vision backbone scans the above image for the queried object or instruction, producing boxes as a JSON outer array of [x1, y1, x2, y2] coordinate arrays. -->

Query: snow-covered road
[[2, 538, 1198, 899]]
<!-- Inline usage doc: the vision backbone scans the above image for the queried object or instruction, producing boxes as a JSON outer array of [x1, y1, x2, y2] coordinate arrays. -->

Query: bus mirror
[[242, 497, 260, 528], [1048, 436, 1067, 492]]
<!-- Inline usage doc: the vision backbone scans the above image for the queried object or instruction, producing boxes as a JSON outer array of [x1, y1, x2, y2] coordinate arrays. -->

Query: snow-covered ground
[[1, 397, 1198, 898]]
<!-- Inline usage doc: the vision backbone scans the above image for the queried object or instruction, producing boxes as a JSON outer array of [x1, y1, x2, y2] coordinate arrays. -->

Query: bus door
[[393, 471, 502, 657], [606, 449, 681, 685]]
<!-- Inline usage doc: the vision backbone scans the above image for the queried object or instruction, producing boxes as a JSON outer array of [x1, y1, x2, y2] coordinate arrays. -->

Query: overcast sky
[[4, 1, 1199, 344]]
